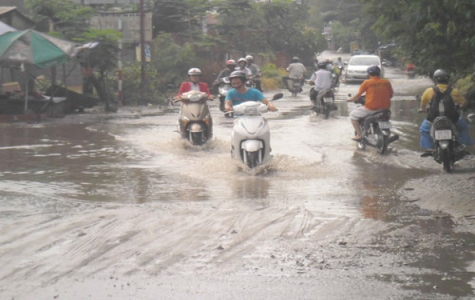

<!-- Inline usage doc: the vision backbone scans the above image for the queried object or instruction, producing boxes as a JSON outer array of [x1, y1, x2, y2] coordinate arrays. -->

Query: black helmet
[[367, 65, 381, 76], [433, 69, 450, 83], [317, 61, 327, 69], [229, 71, 247, 82], [292, 56, 299, 62]]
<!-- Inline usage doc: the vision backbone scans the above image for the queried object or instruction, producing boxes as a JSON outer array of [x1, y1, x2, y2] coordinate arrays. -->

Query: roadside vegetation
[[23, 0, 475, 108]]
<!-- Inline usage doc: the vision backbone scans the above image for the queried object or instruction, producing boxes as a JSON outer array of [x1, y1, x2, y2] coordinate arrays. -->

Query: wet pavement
[[1, 56, 475, 299]]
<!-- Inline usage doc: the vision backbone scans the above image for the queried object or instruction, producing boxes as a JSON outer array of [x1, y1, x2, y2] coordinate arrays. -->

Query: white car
[[345, 55, 384, 83]]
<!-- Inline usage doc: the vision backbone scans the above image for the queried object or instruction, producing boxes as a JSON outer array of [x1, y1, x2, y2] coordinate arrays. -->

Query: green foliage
[[361, 0, 475, 79], [26, 0, 94, 39], [117, 63, 164, 105], [77, 29, 120, 76], [150, 33, 203, 91], [261, 63, 286, 90]]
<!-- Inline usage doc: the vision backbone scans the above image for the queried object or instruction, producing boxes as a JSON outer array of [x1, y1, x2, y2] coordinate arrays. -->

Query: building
[[0, 6, 35, 30]]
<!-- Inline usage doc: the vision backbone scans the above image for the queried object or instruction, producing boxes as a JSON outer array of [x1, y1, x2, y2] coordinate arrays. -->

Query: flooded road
[[1, 62, 475, 299]]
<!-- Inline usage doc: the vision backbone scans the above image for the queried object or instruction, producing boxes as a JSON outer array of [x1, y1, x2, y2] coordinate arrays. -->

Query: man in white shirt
[[308, 62, 332, 105]]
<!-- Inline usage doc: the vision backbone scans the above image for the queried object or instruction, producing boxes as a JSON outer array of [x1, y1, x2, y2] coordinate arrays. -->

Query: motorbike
[[424, 115, 467, 173], [229, 93, 283, 169], [351, 95, 399, 154], [288, 78, 303, 97], [217, 77, 232, 114], [174, 91, 213, 146], [312, 88, 336, 119], [407, 69, 416, 79]]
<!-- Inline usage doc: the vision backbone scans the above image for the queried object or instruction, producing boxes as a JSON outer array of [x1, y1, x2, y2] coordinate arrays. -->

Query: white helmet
[[245, 55, 254, 61], [188, 68, 202, 76], [238, 58, 247, 64]]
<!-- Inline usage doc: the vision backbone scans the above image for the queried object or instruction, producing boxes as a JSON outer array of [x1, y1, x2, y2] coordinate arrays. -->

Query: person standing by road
[[347, 65, 393, 141]]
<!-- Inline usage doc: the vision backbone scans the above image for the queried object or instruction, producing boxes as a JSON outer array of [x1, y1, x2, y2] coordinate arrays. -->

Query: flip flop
[[352, 137, 362, 142]]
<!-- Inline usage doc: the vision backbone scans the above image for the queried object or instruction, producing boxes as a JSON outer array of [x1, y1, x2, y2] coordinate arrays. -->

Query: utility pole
[[140, 0, 146, 85]]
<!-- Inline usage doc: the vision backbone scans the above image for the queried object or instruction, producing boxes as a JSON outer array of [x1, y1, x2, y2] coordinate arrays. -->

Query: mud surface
[[1, 51, 475, 300]]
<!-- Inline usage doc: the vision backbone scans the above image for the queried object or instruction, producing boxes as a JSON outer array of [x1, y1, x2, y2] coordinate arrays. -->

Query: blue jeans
[[419, 118, 473, 149]]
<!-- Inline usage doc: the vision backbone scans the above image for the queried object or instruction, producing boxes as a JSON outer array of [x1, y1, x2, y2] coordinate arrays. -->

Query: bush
[[261, 63, 286, 90]]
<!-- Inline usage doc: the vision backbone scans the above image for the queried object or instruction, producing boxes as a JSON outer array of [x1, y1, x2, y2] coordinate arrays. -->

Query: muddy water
[[1, 69, 475, 299]]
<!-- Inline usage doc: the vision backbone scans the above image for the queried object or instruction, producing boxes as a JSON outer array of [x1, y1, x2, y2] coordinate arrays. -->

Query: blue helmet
[[367, 65, 381, 76]]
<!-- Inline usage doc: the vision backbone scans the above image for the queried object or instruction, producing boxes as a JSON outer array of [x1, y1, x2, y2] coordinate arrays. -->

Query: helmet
[[317, 61, 327, 69], [292, 56, 299, 62], [188, 68, 202, 76], [433, 69, 450, 83], [245, 55, 254, 61], [238, 57, 247, 64], [367, 65, 381, 76], [229, 70, 247, 82], [226, 59, 236, 66]]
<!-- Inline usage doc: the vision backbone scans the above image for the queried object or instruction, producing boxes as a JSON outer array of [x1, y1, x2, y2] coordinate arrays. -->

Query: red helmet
[[226, 59, 237, 66]]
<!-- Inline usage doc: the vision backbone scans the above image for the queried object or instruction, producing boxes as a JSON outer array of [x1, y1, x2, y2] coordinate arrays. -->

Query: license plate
[[378, 121, 391, 129], [435, 130, 452, 140], [323, 97, 333, 103]]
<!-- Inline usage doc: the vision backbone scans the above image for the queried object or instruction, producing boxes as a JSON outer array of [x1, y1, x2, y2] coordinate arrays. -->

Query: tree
[[362, 0, 475, 77], [26, 0, 94, 39], [76, 29, 120, 112]]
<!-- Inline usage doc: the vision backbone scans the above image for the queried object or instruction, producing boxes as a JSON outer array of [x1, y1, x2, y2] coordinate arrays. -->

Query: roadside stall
[[0, 28, 96, 121]]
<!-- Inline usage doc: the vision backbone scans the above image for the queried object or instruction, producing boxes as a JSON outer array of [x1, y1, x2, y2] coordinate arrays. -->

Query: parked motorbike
[[174, 91, 213, 146], [424, 115, 467, 172], [217, 77, 231, 113], [313, 88, 336, 119], [351, 95, 399, 154], [229, 93, 283, 169], [288, 78, 303, 97]]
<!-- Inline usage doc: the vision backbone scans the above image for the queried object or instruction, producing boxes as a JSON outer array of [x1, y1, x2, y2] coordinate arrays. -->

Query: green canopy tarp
[[0, 29, 78, 68]]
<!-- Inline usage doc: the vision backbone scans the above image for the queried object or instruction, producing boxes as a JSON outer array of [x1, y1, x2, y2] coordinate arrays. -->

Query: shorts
[[349, 106, 379, 121]]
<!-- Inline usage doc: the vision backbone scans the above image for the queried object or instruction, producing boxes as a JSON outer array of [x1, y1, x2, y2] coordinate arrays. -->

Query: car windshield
[[350, 56, 380, 66]]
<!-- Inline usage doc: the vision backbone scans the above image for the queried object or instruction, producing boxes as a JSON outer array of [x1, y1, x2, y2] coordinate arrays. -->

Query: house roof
[[0, 7, 17, 15], [0, 6, 35, 28]]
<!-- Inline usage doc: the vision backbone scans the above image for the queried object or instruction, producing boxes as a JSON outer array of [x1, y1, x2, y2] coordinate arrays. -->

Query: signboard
[[90, 11, 153, 43], [136, 43, 151, 62]]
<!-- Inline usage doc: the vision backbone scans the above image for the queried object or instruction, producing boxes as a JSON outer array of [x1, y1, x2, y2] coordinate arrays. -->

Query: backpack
[[427, 86, 459, 123]]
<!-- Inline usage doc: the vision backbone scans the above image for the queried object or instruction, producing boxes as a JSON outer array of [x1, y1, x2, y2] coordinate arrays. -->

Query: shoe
[[420, 150, 433, 157]]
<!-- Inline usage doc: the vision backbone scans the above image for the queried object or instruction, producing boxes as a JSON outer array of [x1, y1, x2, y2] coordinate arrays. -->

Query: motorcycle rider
[[176, 68, 213, 99], [224, 71, 276, 112], [236, 58, 252, 78], [212, 59, 236, 92], [418, 69, 473, 156], [246, 55, 263, 92], [347, 65, 393, 141], [283, 56, 306, 92], [334, 57, 345, 86], [308, 61, 333, 106]]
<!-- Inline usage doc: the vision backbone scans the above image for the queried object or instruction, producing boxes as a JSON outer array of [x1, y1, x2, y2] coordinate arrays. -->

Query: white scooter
[[229, 93, 283, 169]]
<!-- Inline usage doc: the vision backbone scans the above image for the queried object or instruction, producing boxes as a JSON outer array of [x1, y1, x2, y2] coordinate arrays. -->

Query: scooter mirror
[[271, 93, 284, 101]]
